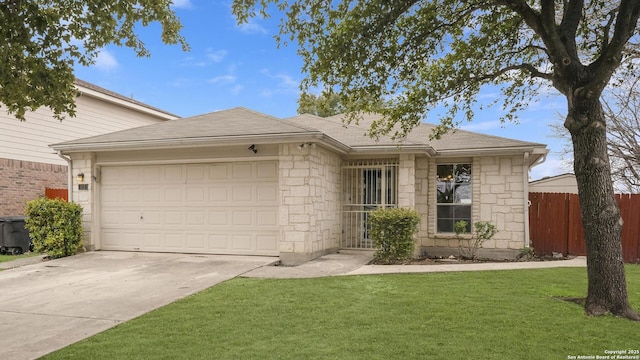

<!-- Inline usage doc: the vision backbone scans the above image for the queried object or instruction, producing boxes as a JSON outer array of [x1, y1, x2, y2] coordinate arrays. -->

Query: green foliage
[[24, 198, 84, 258], [455, 220, 498, 260], [297, 92, 345, 117], [0, 0, 188, 121], [518, 247, 536, 261], [233, 1, 640, 139], [369, 208, 420, 264]]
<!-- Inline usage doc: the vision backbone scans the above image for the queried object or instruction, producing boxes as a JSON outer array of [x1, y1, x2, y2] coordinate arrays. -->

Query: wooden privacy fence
[[529, 192, 640, 263], [45, 188, 68, 201]]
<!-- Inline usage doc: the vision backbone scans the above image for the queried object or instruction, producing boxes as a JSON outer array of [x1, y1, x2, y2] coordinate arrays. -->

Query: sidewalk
[[2, 251, 587, 279], [241, 250, 587, 278]]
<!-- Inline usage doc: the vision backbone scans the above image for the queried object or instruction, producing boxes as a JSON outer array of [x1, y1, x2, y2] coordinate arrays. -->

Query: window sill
[[434, 233, 472, 239]]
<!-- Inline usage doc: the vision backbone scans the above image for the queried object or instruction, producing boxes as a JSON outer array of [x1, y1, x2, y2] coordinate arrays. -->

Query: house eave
[[436, 146, 547, 158], [348, 145, 436, 155], [52, 132, 351, 154]]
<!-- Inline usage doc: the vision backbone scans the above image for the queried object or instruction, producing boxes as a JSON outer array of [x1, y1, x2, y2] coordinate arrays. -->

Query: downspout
[[523, 152, 530, 248], [57, 151, 73, 202]]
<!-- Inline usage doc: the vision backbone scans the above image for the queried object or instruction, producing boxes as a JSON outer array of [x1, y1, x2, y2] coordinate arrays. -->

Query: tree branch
[[474, 63, 553, 82], [496, 0, 571, 66], [558, 0, 584, 56]]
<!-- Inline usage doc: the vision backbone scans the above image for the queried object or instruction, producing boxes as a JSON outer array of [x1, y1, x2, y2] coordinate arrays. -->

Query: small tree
[[455, 221, 498, 260], [25, 198, 84, 258], [369, 208, 420, 264]]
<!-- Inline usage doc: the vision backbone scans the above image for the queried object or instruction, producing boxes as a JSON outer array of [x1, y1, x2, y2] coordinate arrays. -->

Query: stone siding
[[0, 158, 67, 216], [69, 153, 95, 250], [278, 144, 342, 264], [418, 155, 527, 258]]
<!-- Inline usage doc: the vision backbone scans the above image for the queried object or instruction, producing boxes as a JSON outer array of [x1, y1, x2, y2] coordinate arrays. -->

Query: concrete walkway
[[241, 250, 587, 278], [0, 252, 276, 360]]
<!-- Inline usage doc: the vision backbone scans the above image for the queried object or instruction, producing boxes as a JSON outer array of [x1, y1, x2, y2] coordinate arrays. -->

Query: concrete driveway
[[0, 251, 276, 360]]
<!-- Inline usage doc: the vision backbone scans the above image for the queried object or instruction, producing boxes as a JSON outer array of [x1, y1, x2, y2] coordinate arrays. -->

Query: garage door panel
[[164, 187, 183, 202], [231, 235, 252, 250], [209, 211, 228, 225], [101, 161, 279, 256], [187, 210, 205, 225], [257, 161, 278, 179], [143, 233, 163, 248], [164, 165, 185, 181], [186, 234, 206, 250], [209, 163, 230, 179], [232, 163, 252, 179], [164, 211, 184, 225], [209, 234, 229, 249], [209, 186, 228, 202], [256, 235, 278, 250], [257, 210, 277, 226], [256, 184, 277, 202], [232, 185, 253, 202], [187, 186, 206, 202]]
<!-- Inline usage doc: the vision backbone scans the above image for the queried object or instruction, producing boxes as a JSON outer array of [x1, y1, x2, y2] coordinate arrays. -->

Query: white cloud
[[238, 19, 268, 34], [460, 120, 504, 131], [208, 75, 236, 84], [93, 50, 118, 71], [206, 49, 227, 63], [171, 0, 193, 9], [181, 49, 228, 67], [259, 69, 300, 97]]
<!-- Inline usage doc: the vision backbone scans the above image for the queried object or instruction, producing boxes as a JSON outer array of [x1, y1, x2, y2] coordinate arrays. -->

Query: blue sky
[[72, 0, 572, 181]]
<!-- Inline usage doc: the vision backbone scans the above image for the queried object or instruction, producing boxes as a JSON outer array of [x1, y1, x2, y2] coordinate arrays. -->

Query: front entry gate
[[342, 159, 398, 249]]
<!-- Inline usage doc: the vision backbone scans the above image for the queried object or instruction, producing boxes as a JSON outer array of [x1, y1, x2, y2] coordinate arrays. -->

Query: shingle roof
[[53, 107, 546, 156], [286, 113, 545, 152], [53, 107, 320, 148]]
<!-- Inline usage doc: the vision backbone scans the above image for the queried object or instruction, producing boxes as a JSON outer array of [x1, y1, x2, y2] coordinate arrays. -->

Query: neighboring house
[[529, 173, 578, 194], [52, 108, 548, 264], [0, 80, 178, 216]]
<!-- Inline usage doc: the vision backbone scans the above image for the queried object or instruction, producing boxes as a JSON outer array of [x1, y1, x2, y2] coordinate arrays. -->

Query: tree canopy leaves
[[0, 0, 188, 120], [233, 0, 639, 139]]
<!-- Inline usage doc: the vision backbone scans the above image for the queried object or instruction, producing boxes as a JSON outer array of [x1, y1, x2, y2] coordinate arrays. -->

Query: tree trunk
[[566, 95, 640, 321]]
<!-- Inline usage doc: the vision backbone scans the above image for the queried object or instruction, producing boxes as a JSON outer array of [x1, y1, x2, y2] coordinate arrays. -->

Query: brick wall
[[0, 158, 68, 216]]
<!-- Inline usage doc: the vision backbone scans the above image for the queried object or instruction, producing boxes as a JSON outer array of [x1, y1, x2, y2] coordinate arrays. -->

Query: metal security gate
[[342, 159, 398, 249]]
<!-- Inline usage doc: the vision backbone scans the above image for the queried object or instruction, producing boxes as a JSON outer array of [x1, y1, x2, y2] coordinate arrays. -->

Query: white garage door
[[100, 161, 279, 256]]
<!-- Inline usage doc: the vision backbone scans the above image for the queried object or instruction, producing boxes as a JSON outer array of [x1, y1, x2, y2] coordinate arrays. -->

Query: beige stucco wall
[[278, 143, 342, 265], [417, 154, 528, 258]]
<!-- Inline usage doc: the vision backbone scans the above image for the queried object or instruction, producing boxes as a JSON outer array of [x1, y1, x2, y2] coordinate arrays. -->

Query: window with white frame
[[436, 163, 472, 233]]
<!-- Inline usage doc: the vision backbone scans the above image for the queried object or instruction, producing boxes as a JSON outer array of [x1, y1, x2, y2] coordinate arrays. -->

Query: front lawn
[[0, 252, 40, 264], [44, 267, 640, 360]]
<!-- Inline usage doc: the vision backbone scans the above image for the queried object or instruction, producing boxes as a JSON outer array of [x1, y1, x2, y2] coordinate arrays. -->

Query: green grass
[[0, 252, 40, 264], [44, 267, 640, 360]]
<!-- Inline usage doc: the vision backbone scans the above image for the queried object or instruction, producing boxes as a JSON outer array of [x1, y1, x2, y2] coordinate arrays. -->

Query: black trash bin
[[0, 217, 32, 255]]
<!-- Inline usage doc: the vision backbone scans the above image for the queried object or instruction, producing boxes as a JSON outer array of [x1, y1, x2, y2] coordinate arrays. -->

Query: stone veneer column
[[398, 154, 416, 208], [278, 144, 342, 265], [70, 152, 95, 250]]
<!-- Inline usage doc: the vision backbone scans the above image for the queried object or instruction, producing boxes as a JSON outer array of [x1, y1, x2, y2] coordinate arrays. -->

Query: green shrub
[[25, 198, 84, 258], [369, 208, 420, 264], [454, 220, 498, 259]]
